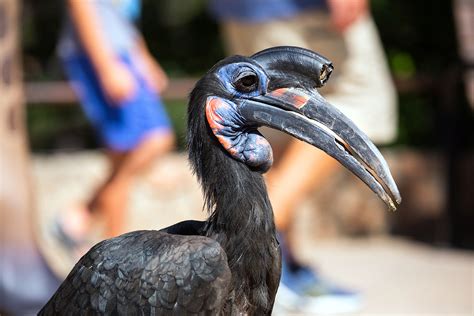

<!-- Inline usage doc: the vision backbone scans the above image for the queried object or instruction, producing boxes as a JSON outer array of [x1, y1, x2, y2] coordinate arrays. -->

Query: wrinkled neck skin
[[206, 96, 274, 173], [188, 105, 280, 314]]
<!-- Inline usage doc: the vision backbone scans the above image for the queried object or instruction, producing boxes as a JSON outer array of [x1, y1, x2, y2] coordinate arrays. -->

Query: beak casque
[[239, 46, 401, 210]]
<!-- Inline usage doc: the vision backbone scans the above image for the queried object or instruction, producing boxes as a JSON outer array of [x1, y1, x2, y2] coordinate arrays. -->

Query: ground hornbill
[[40, 46, 401, 315]]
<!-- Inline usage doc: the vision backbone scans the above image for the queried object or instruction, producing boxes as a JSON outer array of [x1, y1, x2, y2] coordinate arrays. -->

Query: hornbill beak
[[240, 46, 401, 210]]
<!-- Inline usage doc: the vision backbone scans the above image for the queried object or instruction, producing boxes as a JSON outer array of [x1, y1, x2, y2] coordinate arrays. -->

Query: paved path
[[32, 151, 473, 315], [296, 237, 473, 315]]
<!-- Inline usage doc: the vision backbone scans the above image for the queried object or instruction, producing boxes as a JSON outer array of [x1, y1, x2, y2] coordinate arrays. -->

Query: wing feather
[[39, 230, 231, 315]]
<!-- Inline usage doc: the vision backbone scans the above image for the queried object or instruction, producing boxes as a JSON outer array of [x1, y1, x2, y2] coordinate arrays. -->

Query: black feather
[[40, 54, 282, 316]]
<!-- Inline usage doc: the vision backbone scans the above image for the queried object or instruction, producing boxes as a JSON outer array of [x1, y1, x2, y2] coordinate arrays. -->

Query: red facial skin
[[268, 88, 310, 109], [206, 96, 273, 171], [206, 97, 238, 156]]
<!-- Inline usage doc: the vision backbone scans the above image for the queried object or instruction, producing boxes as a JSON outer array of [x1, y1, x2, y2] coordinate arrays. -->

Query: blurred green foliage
[[140, 0, 224, 76], [396, 94, 437, 147], [390, 52, 416, 79], [371, 0, 458, 75], [27, 100, 189, 151], [22, 0, 472, 152], [27, 105, 97, 151]]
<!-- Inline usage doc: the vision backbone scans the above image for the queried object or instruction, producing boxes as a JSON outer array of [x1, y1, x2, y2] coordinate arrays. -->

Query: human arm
[[67, 0, 136, 104], [327, 0, 368, 32], [133, 36, 169, 94]]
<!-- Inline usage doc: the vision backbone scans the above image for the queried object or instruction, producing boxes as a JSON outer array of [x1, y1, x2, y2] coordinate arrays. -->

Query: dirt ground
[[32, 151, 473, 315]]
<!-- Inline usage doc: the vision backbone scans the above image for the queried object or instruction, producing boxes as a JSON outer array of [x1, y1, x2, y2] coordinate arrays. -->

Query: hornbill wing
[[39, 230, 231, 315], [159, 219, 206, 235]]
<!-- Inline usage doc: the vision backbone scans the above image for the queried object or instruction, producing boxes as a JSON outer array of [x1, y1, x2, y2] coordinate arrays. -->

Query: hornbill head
[[188, 46, 401, 210]]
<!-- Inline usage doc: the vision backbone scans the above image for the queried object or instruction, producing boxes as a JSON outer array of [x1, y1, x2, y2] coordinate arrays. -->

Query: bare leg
[[60, 131, 175, 240], [267, 139, 340, 232], [88, 131, 175, 238]]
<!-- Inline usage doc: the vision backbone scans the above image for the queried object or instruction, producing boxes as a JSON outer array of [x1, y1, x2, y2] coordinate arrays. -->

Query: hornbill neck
[[187, 90, 279, 311], [190, 121, 276, 248], [204, 147, 275, 242], [198, 137, 278, 311], [187, 89, 277, 240]]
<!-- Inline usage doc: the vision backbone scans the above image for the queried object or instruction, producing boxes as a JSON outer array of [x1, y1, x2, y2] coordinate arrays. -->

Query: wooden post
[[0, 0, 34, 249], [0, 1, 58, 313]]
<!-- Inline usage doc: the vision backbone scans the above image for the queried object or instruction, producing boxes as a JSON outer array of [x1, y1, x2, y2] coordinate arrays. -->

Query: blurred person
[[209, 0, 397, 313], [56, 0, 175, 252]]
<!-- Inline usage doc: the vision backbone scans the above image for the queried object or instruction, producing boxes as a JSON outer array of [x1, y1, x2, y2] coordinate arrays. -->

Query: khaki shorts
[[221, 11, 397, 144]]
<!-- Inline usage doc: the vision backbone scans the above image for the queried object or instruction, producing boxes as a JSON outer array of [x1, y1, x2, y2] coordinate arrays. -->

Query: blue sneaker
[[275, 261, 362, 314]]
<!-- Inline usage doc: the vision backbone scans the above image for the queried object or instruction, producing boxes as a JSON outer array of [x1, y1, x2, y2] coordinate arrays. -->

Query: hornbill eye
[[234, 72, 258, 93]]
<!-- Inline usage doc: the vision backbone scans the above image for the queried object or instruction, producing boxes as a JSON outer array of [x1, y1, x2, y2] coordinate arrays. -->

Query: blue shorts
[[62, 53, 172, 151]]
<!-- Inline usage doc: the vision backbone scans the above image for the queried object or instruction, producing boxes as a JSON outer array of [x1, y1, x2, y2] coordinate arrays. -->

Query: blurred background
[[1, 0, 473, 314]]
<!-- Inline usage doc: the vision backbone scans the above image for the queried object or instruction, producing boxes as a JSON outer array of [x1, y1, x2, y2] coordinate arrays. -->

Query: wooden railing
[[24, 78, 198, 105], [24, 77, 435, 105]]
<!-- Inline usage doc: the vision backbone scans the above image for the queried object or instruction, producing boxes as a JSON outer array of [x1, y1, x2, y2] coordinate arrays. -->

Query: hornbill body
[[40, 46, 400, 315]]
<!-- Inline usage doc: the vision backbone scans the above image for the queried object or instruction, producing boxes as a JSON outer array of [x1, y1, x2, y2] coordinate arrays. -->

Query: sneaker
[[50, 204, 95, 261], [275, 261, 362, 314]]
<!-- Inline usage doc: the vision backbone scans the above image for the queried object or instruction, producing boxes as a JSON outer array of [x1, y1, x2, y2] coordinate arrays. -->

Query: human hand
[[327, 0, 368, 32], [98, 61, 137, 105], [138, 53, 169, 94]]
